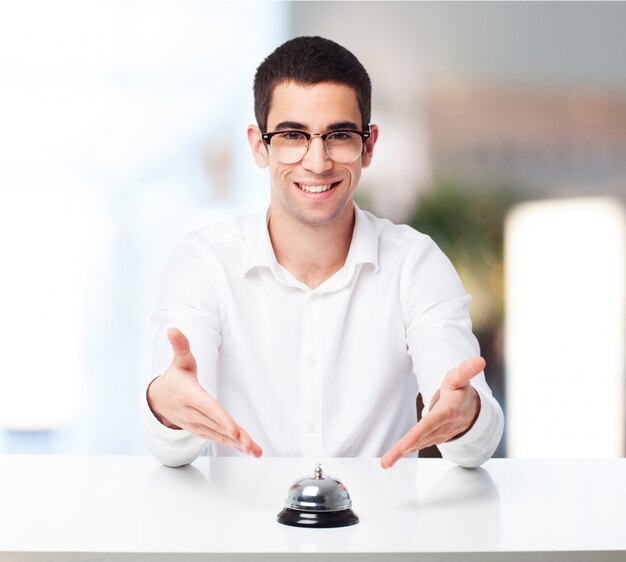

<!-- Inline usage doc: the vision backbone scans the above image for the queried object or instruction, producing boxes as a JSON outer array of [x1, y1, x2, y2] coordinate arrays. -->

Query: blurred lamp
[[505, 197, 625, 457]]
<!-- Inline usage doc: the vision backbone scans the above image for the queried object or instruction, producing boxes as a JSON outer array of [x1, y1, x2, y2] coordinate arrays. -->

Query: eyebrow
[[274, 121, 307, 131], [327, 121, 361, 131], [273, 120, 361, 132]]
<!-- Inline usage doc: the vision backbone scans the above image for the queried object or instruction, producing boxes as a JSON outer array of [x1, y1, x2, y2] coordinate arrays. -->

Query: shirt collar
[[241, 208, 277, 278], [241, 203, 379, 279], [345, 203, 380, 273]]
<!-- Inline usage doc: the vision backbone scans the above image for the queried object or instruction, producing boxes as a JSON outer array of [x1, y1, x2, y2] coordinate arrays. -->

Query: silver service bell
[[277, 464, 359, 528]]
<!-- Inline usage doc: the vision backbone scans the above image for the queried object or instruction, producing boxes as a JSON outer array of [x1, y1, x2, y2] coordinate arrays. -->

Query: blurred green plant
[[407, 181, 520, 457], [407, 181, 521, 332]]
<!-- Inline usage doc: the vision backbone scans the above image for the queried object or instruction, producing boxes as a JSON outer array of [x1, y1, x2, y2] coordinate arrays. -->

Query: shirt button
[[307, 356, 318, 367], [306, 424, 317, 434]]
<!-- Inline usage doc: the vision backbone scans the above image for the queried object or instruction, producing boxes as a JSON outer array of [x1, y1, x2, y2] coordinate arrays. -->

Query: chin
[[298, 205, 351, 226]]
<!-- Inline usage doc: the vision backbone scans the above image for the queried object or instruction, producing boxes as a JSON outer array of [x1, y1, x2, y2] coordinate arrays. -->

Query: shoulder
[[174, 212, 260, 258], [166, 212, 263, 277], [358, 209, 461, 295], [359, 208, 434, 257], [183, 212, 260, 250]]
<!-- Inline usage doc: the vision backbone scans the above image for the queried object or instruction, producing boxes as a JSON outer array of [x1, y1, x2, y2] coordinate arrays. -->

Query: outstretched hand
[[380, 356, 484, 469], [147, 327, 262, 458]]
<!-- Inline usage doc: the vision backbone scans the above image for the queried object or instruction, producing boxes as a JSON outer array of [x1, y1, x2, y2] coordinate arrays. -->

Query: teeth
[[298, 183, 333, 193]]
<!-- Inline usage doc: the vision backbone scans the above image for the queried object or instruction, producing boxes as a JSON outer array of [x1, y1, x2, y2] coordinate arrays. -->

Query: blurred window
[[0, 0, 286, 453]]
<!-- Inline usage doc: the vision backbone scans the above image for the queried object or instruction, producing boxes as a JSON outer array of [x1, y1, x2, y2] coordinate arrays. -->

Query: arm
[[142, 234, 262, 467], [381, 237, 504, 469]]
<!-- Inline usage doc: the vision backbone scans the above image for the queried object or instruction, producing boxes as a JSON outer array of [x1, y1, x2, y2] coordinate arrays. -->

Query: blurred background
[[1, 1, 624, 458]]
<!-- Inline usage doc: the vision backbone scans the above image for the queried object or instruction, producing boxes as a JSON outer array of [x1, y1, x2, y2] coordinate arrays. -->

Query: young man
[[143, 36, 504, 469]]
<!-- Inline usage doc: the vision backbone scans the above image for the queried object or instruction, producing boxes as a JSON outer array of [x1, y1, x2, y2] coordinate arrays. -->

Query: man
[[143, 36, 504, 469]]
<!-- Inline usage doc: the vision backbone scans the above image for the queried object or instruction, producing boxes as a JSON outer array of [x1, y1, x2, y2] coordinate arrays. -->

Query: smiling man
[[143, 36, 504, 469]]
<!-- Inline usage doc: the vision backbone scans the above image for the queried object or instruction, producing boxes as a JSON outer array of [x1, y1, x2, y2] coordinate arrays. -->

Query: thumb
[[167, 327, 197, 373], [444, 356, 486, 390]]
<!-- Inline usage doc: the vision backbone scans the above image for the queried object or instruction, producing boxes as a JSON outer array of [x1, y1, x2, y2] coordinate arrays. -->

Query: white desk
[[0, 455, 624, 561]]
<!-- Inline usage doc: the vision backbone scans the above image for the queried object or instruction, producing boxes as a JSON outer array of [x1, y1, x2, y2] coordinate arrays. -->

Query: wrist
[[448, 388, 481, 442], [146, 376, 181, 430]]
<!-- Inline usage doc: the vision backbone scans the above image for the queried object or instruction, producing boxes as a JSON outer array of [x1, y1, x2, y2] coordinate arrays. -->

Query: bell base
[[277, 507, 359, 528]]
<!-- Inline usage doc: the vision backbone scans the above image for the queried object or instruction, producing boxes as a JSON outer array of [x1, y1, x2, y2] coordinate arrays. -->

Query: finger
[[380, 441, 407, 469], [407, 406, 452, 444], [192, 426, 262, 457], [443, 356, 486, 390], [381, 426, 450, 469], [187, 423, 245, 451], [189, 393, 241, 440], [182, 407, 263, 456], [380, 408, 455, 469], [427, 389, 441, 411], [380, 422, 429, 469], [188, 395, 263, 457], [405, 421, 462, 451], [167, 327, 197, 372], [236, 426, 263, 458], [185, 405, 238, 440], [169, 404, 234, 440]]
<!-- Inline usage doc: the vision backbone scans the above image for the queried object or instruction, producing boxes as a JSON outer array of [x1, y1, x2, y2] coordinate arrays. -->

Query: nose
[[301, 136, 333, 173]]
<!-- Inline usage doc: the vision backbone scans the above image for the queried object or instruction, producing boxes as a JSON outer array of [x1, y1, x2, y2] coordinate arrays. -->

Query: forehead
[[267, 81, 361, 130]]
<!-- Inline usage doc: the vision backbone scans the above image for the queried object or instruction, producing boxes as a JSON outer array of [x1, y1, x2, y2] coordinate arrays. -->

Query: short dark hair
[[254, 36, 372, 132]]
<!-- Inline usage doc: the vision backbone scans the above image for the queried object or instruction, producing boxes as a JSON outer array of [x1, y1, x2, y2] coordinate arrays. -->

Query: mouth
[[295, 181, 341, 194]]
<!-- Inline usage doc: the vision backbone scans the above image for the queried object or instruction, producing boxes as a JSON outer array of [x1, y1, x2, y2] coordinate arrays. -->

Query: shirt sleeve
[[400, 236, 504, 468], [141, 232, 223, 467]]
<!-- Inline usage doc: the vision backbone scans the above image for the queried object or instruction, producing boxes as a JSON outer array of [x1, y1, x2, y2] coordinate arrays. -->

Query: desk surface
[[0, 455, 624, 561]]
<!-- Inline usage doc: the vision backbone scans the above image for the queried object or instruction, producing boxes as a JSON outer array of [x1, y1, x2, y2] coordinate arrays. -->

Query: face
[[248, 81, 378, 228]]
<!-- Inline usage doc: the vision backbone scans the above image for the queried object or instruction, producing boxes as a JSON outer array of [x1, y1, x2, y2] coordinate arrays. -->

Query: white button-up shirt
[[142, 205, 504, 467]]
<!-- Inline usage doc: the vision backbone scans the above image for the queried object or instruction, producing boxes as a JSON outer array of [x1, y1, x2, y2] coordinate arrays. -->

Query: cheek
[[269, 164, 293, 191], [347, 166, 362, 189]]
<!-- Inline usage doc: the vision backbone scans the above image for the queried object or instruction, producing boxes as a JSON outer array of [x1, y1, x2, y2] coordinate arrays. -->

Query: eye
[[327, 131, 355, 142], [279, 131, 307, 142]]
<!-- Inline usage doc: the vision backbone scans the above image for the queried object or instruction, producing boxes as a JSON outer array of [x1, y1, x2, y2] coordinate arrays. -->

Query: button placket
[[300, 291, 324, 456]]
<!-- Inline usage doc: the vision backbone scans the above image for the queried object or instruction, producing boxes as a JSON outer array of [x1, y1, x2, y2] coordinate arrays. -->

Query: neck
[[268, 205, 355, 289]]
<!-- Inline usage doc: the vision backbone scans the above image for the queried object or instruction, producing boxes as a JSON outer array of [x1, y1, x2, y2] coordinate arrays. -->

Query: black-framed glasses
[[261, 129, 371, 164]]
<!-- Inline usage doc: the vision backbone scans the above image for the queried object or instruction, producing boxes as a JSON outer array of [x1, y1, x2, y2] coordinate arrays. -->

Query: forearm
[[145, 236, 223, 466]]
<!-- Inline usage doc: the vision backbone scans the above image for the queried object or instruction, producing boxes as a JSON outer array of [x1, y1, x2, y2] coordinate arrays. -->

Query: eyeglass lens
[[269, 132, 363, 164]]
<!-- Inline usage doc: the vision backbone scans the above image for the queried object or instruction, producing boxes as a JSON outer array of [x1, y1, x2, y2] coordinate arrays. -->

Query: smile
[[296, 181, 340, 193]]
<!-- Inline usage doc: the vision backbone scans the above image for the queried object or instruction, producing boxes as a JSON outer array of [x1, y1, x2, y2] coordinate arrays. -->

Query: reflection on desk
[[0, 455, 624, 561]]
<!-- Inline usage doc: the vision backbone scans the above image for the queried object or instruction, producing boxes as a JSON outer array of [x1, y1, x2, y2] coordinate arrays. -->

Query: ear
[[361, 124, 379, 169], [247, 125, 269, 168]]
